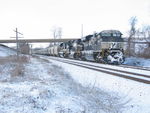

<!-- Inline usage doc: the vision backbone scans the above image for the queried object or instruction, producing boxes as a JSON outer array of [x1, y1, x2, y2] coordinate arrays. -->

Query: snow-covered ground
[[47, 57, 150, 113], [124, 57, 150, 68], [0, 45, 15, 57], [0, 45, 126, 113], [0, 45, 150, 113]]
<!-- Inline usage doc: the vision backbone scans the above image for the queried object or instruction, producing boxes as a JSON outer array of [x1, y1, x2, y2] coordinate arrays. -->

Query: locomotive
[[38, 30, 125, 64]]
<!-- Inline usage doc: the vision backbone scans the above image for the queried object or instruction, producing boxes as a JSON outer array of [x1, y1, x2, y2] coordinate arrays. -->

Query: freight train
[[35, 30, 125, 64]]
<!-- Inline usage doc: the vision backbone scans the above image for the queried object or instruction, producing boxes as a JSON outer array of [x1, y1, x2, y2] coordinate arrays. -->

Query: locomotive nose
[[107, 50, 124, 64]]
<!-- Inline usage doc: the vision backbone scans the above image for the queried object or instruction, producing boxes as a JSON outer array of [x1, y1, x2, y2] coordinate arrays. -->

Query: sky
[[0, 0, 150, 39]]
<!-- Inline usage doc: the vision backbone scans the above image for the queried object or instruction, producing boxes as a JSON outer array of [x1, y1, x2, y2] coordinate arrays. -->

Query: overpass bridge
[[0, 38, 78, 43], [0, 38, 149, 44]]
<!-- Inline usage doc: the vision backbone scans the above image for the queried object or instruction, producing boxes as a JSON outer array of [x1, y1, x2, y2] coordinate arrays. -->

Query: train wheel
[[73, 53, 77, 59], [94, 53, 103, 63]]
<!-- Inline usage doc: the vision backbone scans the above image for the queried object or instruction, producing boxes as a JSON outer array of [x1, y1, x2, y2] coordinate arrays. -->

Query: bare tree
[[57, 27, 62, 39], [129, 17, 137, 37], [141, 25, 150, 38], [51, 26, 62, 39], [127, 16, 138, 56], [141, 25, 150, 58], [136, 28, 141, 38], [51, 26, 57, 40], [141, 25, 150, 47], [51, 26, 62, 45]]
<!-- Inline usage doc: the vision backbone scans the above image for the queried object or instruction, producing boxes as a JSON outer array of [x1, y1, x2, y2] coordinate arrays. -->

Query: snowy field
[[0, 45, 150, 113], [48, 57, 150, 113], [124, 57, 150, 68], [0, 45, 15, 57], [0, 46, 126, 113]]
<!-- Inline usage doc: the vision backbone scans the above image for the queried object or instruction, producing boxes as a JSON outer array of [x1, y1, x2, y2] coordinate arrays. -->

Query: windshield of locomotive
[[100, 33, 111, 37], [101, 33, 121, 38], [112, 33, 121, 37]]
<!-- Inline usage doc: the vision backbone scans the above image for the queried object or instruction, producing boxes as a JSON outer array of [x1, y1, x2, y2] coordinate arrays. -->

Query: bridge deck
[[0, 38, 79, 43], [0, 38, 149, 44]]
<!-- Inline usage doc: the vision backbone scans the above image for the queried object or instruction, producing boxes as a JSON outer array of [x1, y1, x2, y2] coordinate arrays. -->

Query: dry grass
[[0, 55, 29, 64], [11, 63, 25, 77], [0, 56, 16, 64], [12, 55, 29, 77], [0, 55, 29, 77], [125, 45, 150, 59], [50, 66, 127, 113], [137, 47, 150, 58]]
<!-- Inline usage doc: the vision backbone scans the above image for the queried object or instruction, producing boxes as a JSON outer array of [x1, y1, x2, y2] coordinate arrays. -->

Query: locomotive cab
[[100, 30, 123, 42]]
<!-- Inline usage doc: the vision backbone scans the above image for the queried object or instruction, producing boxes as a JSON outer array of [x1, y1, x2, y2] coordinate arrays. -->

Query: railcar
[[45, 30, 125, 65], [33, 48, 49, 55]]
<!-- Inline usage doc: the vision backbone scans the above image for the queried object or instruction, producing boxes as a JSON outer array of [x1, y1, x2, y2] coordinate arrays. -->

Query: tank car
[[47, 46, 54, 56], [33, 48, 49, 55]]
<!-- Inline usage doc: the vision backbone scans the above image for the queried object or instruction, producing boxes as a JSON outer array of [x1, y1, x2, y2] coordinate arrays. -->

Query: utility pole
[[30, 44, 32, 55], [11, 28, 23, 59]]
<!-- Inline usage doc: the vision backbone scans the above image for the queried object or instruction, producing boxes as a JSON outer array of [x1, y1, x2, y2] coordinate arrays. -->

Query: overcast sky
[[0, 0, 150, 39]]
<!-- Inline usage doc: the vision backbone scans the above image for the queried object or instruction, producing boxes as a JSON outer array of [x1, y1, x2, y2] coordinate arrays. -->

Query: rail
[[46, 56, 150, 84]]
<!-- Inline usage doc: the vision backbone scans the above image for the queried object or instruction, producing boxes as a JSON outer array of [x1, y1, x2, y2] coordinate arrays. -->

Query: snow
[[124, 57, 150, 68], [49, 57, 150, 113], [48, 56, 150, 76], [0, 45, 15, 57], [0, 45, 125, 113], [0, 45, 150, 113]]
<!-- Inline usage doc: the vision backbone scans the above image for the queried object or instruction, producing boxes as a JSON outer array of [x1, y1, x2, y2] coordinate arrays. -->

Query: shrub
[[0, 55, 29, 77]]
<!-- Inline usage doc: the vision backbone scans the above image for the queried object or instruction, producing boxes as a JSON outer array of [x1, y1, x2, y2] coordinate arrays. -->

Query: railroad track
[[45, 55, 150, 72], [120, 64, 150, 71], [81, 59, 150, 71], [43, 56, 150, 84], [35, 53, 150, 71], [49, 56, 150, 71]]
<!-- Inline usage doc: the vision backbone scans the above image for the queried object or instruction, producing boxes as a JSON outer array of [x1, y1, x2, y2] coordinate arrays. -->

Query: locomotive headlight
[[73, 43, 77, 47]]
